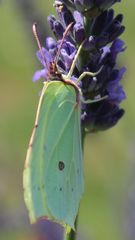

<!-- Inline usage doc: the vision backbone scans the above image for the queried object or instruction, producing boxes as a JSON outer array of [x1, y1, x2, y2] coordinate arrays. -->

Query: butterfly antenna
[[32, 23, 49, 71], [55, 22, 74, 64]]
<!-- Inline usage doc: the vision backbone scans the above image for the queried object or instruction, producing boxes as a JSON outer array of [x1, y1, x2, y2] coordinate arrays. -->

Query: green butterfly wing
[[23, 81, 84, 230]]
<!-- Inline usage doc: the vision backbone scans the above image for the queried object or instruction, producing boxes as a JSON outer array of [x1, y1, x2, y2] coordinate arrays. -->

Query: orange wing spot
[[29, 143, 33, 148]]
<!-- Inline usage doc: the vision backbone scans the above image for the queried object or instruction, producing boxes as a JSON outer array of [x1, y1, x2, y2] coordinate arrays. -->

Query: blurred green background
[[0, 1, 134, 240]]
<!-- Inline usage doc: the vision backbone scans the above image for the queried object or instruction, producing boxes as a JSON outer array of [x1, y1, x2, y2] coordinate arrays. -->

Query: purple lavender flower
[[55, 0, 121, 16], [33, 0, 126, 132]]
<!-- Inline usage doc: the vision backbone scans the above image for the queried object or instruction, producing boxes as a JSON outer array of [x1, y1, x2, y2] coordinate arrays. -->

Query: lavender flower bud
[[48, 15, 64, 38], [73, 22, 85, 44]]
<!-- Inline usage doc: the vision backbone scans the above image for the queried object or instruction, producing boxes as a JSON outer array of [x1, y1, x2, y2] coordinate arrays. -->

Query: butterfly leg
[[76, 67, 103, 84], [81, 95, 108, 104]]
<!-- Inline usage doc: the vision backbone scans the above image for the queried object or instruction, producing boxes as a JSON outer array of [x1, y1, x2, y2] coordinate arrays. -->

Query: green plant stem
[[65, 216, 78, 240]]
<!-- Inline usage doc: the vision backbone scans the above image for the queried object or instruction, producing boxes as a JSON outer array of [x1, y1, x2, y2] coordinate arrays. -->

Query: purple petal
[[61, 48, 76, 69], [73, 22, 85, 43], [110, 38, 126, 60], [46, 37, 56, 50], [116, 66, 126, 82], [73, 11, 83, 25], [107, 67, 126, 104], [100, 46, 110, 61], [36, 48, 52, 67], [60, 41, 77, 70], [32, 69, 48, 82]]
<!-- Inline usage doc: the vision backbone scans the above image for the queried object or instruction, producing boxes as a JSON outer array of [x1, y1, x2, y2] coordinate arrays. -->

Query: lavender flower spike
[[33, 0, 126, 133]]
